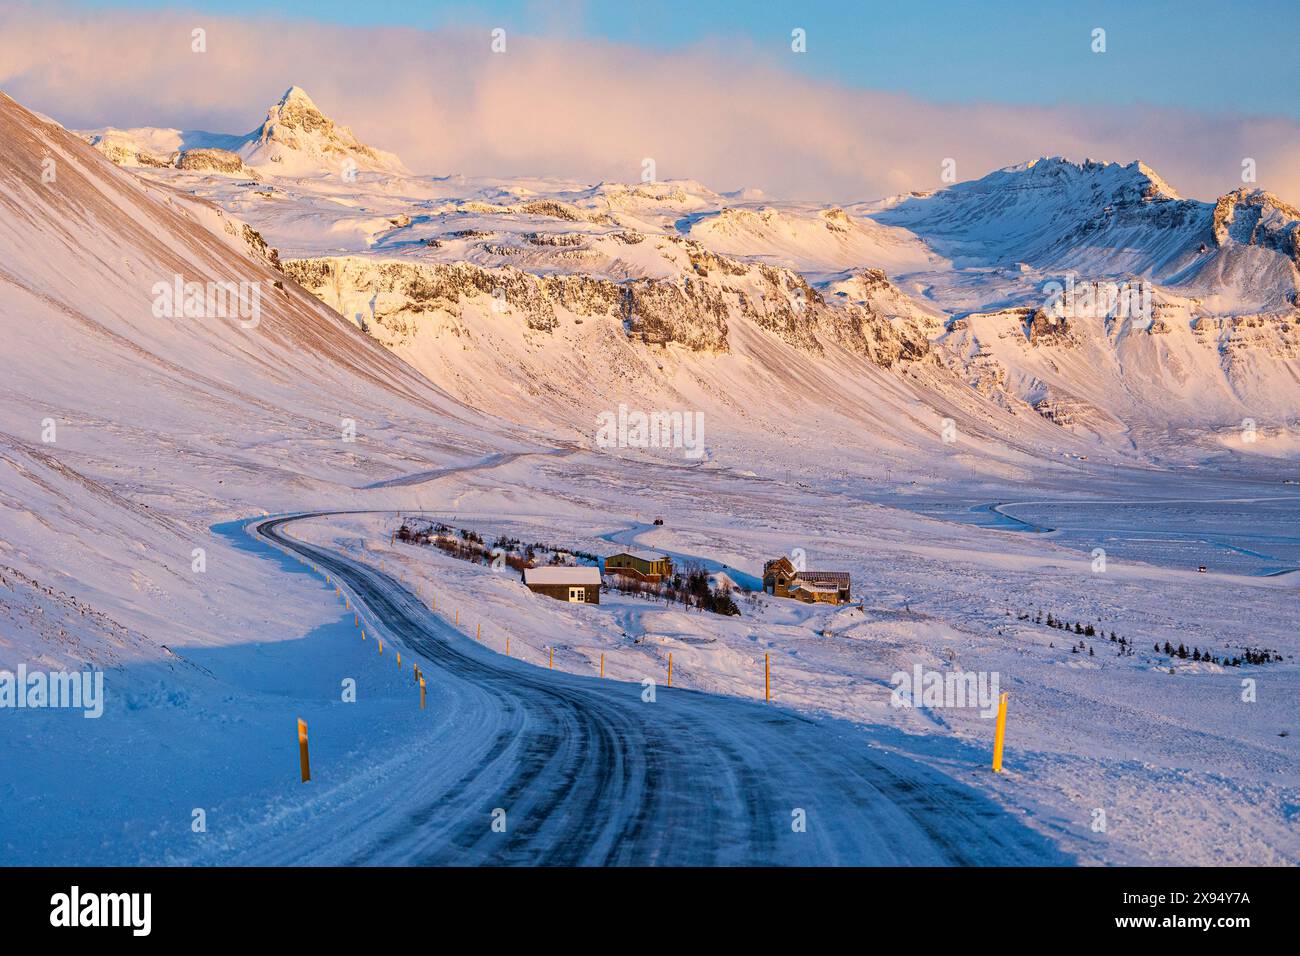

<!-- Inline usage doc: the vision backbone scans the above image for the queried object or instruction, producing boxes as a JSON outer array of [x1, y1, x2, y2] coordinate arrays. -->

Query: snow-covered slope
[[0, 89, 512, 674]]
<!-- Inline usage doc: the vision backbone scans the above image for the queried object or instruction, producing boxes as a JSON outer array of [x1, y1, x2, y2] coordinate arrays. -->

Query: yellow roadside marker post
[[506, 636, 510, 657], [765, 653, 771, 702], [378, 639, 383, 655], [419, 677, 426, 710], [477, 623, 481, 641], [600, 653, 605, 678], [992, 692, 1009, 773], [297, 718, 311, 782], [549, 647, 554, 669], [361, 628, 366, 641]]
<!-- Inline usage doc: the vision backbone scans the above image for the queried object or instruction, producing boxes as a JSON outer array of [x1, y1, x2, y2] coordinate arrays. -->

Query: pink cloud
[[2, 3, 1298, 204]]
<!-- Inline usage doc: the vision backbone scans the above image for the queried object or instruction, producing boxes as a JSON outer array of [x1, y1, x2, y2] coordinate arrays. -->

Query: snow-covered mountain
[[60, 92, 1300, 465], [874, 157, 1300, 313], [81, 86, 405, 177]]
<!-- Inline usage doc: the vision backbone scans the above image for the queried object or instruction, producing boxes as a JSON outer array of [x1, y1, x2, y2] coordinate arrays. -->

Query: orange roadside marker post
[[397, 651, 402, 671], [297, 718, 311, 782], [992, 692, 1009, 773], [549, 646, 554, 669], [506, 636, 510, 657], [378, 639, 383, 655], [668, 653, 673, 687], [419, 677, 426, 710], [600, 653, 605, 678], [477, 623, 481, 641]]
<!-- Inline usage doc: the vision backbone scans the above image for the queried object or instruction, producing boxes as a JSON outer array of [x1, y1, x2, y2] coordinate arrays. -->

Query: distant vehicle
[[653, 517, 664, 525], [1198, 565, 1208, 573]]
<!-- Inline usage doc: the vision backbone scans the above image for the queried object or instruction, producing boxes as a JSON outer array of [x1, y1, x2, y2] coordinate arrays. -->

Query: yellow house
[[604, 550, 673, 583]]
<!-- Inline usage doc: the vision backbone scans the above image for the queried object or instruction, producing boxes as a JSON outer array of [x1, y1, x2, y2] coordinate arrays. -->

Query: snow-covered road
[[249, 512, 1071, 865]]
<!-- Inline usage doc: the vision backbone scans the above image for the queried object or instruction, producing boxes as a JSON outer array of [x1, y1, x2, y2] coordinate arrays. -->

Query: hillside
[[0, 89, 515, 674]]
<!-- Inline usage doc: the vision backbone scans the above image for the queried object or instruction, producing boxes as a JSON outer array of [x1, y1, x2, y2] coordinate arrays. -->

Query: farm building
[[762, 556, 851, 604], [604, 550, 674, 583], [522, 566, 601, 604]]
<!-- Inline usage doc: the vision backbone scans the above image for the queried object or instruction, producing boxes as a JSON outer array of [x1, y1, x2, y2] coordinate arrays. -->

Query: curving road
[[250, 512, 1070, 866]]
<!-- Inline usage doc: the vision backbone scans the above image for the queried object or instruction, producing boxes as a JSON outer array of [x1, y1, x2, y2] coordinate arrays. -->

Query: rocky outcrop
[[1025, 309, 1078, 347], [622, 276, 730, 351], [85, 133, 173, 168], [177, 148, 250, 175], [281, 253, 931, 366], [1211, 189, 1300, 265]]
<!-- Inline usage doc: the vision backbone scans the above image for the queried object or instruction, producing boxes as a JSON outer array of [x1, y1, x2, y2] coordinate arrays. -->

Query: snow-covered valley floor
[[4, 448, 1295, 866]]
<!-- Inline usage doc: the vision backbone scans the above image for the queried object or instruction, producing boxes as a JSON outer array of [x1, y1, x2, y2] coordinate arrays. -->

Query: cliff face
[[281, 250, 931, 368], [1212, 189, 1300, 267], [176, 148, 251, 176]]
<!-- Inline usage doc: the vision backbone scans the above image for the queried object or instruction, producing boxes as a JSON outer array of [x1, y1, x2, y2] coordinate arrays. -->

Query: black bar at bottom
[[0, 866, 1286, 942]]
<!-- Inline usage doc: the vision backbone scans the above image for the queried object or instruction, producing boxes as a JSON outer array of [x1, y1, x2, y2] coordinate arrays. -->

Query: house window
[[568, 587, 585, 603]]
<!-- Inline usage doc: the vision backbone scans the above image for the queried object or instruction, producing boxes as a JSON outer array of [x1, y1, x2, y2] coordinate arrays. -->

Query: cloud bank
[[3, 3, 1298, 204]]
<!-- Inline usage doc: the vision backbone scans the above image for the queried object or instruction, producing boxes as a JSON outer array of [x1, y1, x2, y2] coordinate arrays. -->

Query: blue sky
[[69, 0, 1300, 120]]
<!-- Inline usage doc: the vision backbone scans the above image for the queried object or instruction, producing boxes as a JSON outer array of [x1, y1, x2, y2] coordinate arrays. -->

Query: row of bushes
[[1016, 607, 1281, 668]]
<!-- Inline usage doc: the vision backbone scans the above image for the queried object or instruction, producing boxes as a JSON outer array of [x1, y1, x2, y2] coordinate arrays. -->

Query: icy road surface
[[251, 513, 1071, 865]]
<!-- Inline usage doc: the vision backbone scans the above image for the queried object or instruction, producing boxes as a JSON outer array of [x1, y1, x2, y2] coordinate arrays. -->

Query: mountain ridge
[[52, 89, 1300, 462]]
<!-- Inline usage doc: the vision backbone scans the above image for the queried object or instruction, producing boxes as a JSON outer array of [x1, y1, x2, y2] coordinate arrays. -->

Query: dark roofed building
[[523, 566, 601, 604], [763, 557, 851, 604]]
